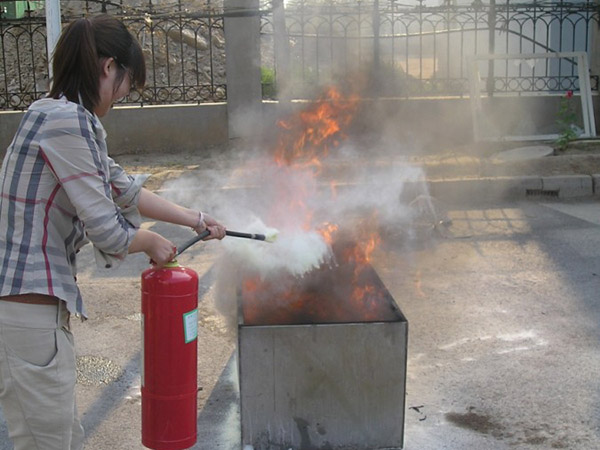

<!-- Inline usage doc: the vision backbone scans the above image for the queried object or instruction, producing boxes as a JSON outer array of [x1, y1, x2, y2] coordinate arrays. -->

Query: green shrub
[[261, 66, 277, 99]]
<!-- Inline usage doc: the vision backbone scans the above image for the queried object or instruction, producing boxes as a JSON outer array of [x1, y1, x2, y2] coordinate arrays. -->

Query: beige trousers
[[0, 300, 85, 450]]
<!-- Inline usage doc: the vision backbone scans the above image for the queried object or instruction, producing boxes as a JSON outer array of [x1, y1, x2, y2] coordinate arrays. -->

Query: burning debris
[[219, 87, 383, 323], [220, 88, 360, 281], [213, 84, 432, 329], [240, 232, 399, 325], [273, 86, 359, 166]]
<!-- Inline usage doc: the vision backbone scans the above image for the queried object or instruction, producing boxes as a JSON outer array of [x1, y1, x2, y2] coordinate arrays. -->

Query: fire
[[336, 213, 381, 277], [317, 222, 339, 245], [342, 233, 380, 266], [242, 277, 260, 294], [267, 165, 316, 231], [265, 86, 358, 234], [240, 262, 396, 326], [273, 86, 359, 168], [240, 85, 390, 325]]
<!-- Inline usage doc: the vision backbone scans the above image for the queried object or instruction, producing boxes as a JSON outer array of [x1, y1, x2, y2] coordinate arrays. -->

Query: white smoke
[[221, 217, 334, 278], [160, 143, 432, 279], [157, 102, 440, 334]]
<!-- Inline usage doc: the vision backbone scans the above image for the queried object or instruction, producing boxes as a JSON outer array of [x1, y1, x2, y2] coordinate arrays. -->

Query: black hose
[[176, 229, 271, 256], [176, 229, 211, 256]]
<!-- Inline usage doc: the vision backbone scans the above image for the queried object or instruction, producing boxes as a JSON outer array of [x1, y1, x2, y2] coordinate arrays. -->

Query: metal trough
[[237, 262, 408, 450]]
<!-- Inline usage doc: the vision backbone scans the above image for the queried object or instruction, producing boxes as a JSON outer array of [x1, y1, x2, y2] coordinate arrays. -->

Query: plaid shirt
[[0, 97, 145, 317]]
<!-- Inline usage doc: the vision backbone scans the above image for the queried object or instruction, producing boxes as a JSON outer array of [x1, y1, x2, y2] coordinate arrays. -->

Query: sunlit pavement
[[377, 199, 600, 450]]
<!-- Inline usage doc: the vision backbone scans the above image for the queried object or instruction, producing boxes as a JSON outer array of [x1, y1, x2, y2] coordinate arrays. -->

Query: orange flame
[[241, 85, 391, 324], [266, 86, 358, 232], [317, 222, 339, 245], [243, 277, 260, 294], [343, 233, 380, 266], [274, 87, 358, 168]]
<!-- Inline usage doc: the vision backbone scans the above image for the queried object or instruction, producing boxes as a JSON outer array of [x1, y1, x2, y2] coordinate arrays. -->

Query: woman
[[0, 15, 225, 449]]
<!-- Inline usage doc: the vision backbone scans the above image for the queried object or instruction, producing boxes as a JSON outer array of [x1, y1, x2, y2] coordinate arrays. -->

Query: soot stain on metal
[[76, 355, 122, 386], [293, 417, 312, 449], [293, 417, 334, 450], [316, 422, 327, 436]]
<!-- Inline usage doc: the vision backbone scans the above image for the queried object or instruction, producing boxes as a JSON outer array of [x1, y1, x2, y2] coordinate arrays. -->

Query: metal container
[[237, 264, 408, 450]]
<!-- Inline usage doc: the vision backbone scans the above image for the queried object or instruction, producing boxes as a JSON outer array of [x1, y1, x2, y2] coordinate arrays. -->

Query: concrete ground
[[381, 199, 600, 449], [1, 145, 600, 449]]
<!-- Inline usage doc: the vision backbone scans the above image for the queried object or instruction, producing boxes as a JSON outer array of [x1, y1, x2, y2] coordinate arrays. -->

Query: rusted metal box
[[237, 264, 408, 450]]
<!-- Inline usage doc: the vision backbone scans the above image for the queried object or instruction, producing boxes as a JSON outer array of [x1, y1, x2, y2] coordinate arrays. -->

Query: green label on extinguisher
[[183, 309, 198, 343], [141, 314, 144, 387]]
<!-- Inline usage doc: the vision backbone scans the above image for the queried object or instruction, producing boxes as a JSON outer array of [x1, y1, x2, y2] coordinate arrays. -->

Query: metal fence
[[1, 0, 599, 110], [262, 0, 600, 99], [0, 0, 229, 109]]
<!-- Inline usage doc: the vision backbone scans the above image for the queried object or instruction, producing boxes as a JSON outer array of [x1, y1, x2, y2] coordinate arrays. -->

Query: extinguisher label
[[183, 309, 198, 343], [140, 314, 144, 387]]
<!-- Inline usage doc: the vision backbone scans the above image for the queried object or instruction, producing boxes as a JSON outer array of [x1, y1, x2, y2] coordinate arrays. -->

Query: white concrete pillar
[[45, 0, 62, 82], [224, 0, 263, 141], [273, 0, 290, 104]]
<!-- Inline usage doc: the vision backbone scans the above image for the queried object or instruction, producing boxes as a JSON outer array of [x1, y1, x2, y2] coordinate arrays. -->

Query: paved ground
[[382, 199, 600, 449], [1, 143, 600, 449]]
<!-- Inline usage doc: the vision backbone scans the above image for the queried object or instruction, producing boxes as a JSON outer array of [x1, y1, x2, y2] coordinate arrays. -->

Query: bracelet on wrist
[[193, 211, 204, 230]]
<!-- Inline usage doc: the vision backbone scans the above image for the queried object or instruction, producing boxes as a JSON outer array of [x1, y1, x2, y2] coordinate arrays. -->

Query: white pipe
[[45, 0, 62, 83]]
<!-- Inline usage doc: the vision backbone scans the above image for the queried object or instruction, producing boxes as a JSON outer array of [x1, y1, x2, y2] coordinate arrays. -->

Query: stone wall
[[2, 96, 597, 160], [0, 103, 228, 158]]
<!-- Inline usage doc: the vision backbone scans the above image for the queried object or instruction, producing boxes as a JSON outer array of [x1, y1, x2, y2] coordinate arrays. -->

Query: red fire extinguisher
[[141, 260, 199, 450]]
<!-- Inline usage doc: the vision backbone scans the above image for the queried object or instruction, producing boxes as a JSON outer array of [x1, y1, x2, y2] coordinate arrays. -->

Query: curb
[[428, 174, 598, 202], [156, 174, 599, 203]]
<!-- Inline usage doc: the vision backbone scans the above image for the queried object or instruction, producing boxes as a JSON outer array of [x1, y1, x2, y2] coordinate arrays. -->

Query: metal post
[[486, 0, 496, 97], [590, 16, 600, 89], [372, 0, 381, 97], [45, 0, 62, 82], [591, 17, 600, 131], [273, 0, 291, 104], [224, 0, 262, 141]]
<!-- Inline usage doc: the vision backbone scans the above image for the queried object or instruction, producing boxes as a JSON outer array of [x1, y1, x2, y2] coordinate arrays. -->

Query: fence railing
[[1, 0, 599, 110], [261, 0, 600, 99], [1, 0, 229, 109]]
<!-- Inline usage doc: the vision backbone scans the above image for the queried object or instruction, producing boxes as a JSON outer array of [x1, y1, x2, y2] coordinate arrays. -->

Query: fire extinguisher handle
[[175, 229, 211, 257]]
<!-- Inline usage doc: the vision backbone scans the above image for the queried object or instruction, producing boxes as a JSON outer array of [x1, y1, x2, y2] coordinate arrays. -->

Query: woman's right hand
[[192, 212, 226, 240], [129, 229, 176, 267]]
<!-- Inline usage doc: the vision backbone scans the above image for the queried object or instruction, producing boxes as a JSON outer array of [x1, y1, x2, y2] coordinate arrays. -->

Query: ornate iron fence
[[1, 0, 599, 110], [0, 0, 229, 109], [262, 0, 600, 99]]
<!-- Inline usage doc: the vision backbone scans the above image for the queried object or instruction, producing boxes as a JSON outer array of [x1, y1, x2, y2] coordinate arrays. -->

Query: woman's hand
[[129, 229, 177, 267], [192, 212, 226, 240]]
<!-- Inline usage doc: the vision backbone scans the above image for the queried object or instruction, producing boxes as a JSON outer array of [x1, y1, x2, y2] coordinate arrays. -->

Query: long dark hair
[[48, 15, 146, 113]]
